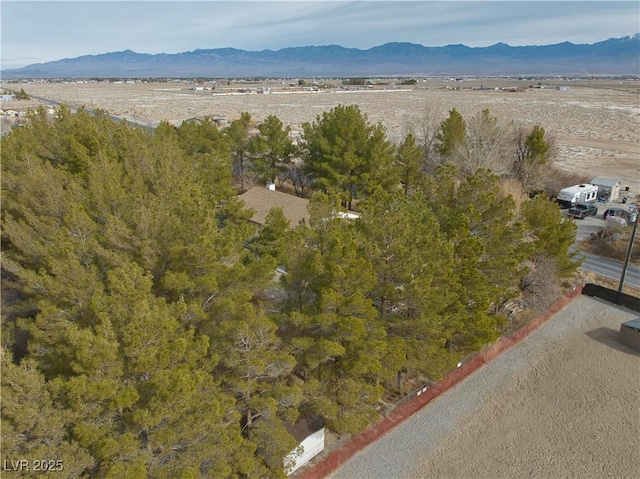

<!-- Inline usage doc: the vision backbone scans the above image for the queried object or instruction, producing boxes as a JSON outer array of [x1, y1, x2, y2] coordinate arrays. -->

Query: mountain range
[[3, 35, 639, 78]]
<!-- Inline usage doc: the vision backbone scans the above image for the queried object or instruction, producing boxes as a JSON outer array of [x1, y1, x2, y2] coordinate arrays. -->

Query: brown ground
[[4, 78, 639, 192], [419, 297, 640, 479]]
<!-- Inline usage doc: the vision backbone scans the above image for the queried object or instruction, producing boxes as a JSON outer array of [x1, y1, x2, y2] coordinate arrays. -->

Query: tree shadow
[[585, 326, 640, 355]]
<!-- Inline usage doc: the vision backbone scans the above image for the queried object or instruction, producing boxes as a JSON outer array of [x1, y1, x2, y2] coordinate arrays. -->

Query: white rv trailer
[[556, 184, 599, 208]]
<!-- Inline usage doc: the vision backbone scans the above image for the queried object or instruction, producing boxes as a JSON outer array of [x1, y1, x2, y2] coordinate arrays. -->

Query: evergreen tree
[[521, 195, 580, 276], [421, 166, 525, 352], [1, 106, 276, 477], [435, 108, 467, 161], [1, 349, 94, 478], [225, 111, 253, 176], [280, 194, 390, 434], [214, 307, 302, 476], [250, 115, 295, 183], [357, 192, 459, 380], [395, 133, 424, 196], [301, 105, 398, 209], [1, 101, 581, 477], [15, 88, 30, 100], [513, 125, 553, 193], [247, 206, 291, 261], [174, 116, 230, 158]]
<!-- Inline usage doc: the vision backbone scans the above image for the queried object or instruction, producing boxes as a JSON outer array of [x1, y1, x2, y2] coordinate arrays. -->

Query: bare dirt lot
[[329, 295, 640, 479], [4, 78, 640, 192]]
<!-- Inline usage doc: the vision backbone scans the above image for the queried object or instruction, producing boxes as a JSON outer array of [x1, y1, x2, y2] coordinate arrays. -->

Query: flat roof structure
[[591, 177, 621, 187]]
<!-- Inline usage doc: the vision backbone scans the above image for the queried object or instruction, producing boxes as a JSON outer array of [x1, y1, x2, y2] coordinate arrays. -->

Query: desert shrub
[[499, 177, 529, 212], [519, 256, 560, 312], [584, 225, 640, 265]]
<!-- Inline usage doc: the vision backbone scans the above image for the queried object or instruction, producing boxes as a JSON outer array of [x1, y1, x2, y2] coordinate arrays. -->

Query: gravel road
[[329, 295, 639, 479]]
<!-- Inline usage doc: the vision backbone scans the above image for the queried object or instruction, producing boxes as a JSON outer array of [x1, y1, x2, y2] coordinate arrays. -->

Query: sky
[[2, 1, 639, 69]]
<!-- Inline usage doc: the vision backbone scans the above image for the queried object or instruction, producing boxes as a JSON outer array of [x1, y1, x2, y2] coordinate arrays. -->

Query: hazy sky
[[2, 1, 639, 69]]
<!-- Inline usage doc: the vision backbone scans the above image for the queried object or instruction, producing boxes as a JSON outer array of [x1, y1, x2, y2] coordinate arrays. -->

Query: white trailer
[[556, 184, 599, 208]]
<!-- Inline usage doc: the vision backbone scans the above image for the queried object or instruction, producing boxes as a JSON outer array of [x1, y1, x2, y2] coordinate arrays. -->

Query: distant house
[[590, 177, 621, 202], [239, 185, 311, 227]]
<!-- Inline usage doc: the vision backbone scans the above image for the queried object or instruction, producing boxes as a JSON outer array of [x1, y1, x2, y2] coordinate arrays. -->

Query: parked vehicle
[[603, 206, 629, 225], [568, 203, 598, 219], [556, 184, 599, 208]]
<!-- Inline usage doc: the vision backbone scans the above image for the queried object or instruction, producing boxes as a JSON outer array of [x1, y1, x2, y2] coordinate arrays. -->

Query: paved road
[[575, 248, 640, 288], [20, 92, 156, 131], [566, 202, 639, 288]]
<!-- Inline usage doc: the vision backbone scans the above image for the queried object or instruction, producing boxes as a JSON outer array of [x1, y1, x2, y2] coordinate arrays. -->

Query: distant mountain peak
[[3, 35, 638, 78]]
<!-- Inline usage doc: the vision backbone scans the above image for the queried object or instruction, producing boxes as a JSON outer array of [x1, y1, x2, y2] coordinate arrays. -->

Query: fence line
[[296, 283, 585, 479]]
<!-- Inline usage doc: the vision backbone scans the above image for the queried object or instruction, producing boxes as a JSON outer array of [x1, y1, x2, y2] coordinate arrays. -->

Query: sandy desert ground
[[3, 78, 640, 192]]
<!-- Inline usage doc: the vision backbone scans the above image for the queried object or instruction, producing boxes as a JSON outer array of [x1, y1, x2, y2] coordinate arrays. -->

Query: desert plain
[[4, 77, 640, 192]]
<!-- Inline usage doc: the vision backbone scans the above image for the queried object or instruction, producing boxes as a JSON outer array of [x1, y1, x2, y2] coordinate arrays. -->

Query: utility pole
[[617, 210, 638, 303]]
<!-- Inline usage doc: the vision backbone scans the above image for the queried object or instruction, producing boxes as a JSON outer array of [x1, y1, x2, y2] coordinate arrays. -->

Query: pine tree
[[250, 115, 295, 184], [421, 166, 525, 353], [395, 133, 424, 196], [513, 125, 553, 193], [1, 106, 275, 477], [435, 108, 467, 160], [1, 349, 94, 478], [279, 193, 389, 434], [521, 195, 580, 276], [301, 105, 398, 209], [247, 206, 291, 261], [225, 111, 253, 176], [357, 192, 459, 380]]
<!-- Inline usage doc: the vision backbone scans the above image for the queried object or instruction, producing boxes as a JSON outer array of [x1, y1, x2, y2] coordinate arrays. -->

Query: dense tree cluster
[[1, 103, 577, 477], [411, 107, 555, 195], [14, 88, 31, 100]]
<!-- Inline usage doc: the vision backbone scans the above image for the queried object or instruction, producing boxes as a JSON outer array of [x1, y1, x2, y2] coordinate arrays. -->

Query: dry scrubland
[[7, 78, 640, 192]]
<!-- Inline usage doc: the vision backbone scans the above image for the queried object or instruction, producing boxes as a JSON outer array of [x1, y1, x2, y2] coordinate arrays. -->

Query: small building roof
[[239, 186, 310, 226], [591, 177, 620, 187], [285, 417, 325, 442]]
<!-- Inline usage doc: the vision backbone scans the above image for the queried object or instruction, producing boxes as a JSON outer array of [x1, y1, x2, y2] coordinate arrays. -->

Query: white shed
[[591, 177, 621, 202], [284, 417, 325, 475]]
